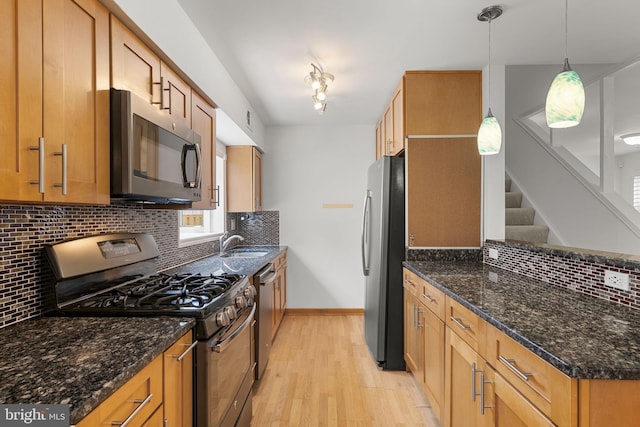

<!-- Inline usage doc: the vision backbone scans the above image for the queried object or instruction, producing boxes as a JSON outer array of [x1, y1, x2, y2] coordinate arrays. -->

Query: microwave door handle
[[181, 143, 201, 188], [194, 142, 202, 189]]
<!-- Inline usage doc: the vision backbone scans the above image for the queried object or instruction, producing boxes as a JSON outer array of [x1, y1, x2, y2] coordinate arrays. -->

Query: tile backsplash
[[484, 240, 640, 311], [0, 204, 281, 328]]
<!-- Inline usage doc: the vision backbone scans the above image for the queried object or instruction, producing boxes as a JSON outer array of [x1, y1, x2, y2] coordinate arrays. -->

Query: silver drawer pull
[[421, 293, 435, 303], [111, 393, 153, 426], [450, 316, 470, 330], [499, 355, 532, 382], [173, 340, 197, 362]]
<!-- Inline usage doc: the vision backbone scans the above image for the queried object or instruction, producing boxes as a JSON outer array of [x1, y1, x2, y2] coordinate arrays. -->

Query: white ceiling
[[177, 0, 640, 127]]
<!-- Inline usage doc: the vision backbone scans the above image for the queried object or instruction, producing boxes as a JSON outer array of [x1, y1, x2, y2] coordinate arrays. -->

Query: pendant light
[[477, 6, 503, 156], [545, 0, 585, 128]]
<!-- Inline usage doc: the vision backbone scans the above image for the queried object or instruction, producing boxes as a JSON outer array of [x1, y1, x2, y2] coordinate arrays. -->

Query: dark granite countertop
[[164, 245, 287, 277], [404, 260, 640, 380], [0, 316, 194, 424]]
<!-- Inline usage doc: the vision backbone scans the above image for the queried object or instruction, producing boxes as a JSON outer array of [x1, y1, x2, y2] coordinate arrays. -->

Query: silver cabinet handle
[[53, 144, 67, 195], [111, 392, 153, 426], [152, 76, 170, 110], [480, 372, 492, 415], [450, 316, 470, 330], [214, 185, 220, 207], [29, 137, 45, 193], [386, 138, 392, 154], [173, 340, 197, 362], [498, 355, 532, 382], [471, 362, 480, 402], [421, 293, 435, 303]]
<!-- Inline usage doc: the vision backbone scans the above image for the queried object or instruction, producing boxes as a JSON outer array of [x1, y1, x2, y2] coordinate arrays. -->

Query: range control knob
[[244, 285, 257, 300], [216, 311, 230, 327], [224, 305, 237, 320], [235, 295, 247, 309]]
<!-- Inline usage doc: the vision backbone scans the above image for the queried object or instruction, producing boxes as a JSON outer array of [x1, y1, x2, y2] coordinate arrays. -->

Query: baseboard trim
[[285, 308, 364, 316]]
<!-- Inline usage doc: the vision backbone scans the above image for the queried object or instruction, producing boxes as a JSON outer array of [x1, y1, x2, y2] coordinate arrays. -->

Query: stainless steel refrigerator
[[361, 156, 405, 370]]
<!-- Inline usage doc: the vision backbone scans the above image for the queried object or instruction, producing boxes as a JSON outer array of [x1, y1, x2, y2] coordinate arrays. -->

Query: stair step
[[505, 192, 523, 208], [506, 207, 535, 225], [505, 178, 511, 192], [505, 225, 549, 244]]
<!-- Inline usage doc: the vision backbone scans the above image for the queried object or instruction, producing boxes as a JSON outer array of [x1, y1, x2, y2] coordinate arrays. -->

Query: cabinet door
[[485, 365, 555, 427], [190, 92, 217, 209], [404, 71, 482, 135], [111, 16, 161, 104], [403, 290, 424, 383], [423, 306, 445, 420], [42, 0, 110, 204], [164, 331, 195, 427], [390, 82, 404, 155], [383, 105, 393, 156], [406, 137, 481, 248], [375, 121, 382, 159], [253, 148, 263, 211], [141, 406, 165, 427], [0, 0, 43, 202], [444, 328, 483, 427], [161, 63, 192, 131]]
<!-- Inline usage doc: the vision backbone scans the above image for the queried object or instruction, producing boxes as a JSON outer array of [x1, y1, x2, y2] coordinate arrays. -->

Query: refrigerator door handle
[[361, 190, 372, 276]]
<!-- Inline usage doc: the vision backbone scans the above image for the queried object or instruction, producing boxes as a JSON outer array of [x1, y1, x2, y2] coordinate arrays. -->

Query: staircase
[[505, 178, 549, 244]]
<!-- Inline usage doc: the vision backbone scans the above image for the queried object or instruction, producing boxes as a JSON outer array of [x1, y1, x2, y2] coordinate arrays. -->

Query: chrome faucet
[[219, 232, 245, 256]]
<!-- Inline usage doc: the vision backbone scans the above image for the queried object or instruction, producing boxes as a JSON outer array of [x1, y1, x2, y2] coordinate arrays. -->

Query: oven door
[[197, 304, 256, 427]]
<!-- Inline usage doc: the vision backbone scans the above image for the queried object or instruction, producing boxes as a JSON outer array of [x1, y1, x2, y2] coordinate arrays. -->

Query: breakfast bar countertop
[[404, 260, 640, 380]]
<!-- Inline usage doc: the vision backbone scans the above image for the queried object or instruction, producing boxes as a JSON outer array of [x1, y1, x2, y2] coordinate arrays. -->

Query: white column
[[600, 76, 615, 193]]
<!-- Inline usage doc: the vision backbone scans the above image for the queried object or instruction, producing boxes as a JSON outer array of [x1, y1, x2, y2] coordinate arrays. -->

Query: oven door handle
[[211, 303, 256, 353]]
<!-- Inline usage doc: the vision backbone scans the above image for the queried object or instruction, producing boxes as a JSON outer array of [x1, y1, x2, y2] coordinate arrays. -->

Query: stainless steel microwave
[[110, 88, 202, 204]]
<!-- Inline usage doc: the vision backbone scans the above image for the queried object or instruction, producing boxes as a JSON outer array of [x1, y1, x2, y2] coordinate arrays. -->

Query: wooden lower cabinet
[[422, 305, 445, 420], [403, 289, 424, 383], [141, 405, 165, 427], [272, 252, 287, 338], [163, 331, 195, 427], [444, 328, 486, 427]]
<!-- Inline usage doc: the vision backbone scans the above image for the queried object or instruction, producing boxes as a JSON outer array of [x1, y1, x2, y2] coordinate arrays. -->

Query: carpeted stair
[[505, 178, 549, 243]]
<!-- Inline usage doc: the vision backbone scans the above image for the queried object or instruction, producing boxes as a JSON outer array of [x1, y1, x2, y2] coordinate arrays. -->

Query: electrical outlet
[[604, 270, 630, 291], [488, 248, 499, 260]]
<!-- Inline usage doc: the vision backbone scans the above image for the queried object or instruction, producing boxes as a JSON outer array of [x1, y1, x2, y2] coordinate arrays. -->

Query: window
[[634, 175, 640, 213], [179, 144, 226, 245]]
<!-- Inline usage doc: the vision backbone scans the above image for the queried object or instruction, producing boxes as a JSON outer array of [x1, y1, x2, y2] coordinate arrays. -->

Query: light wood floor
[[252, 314, 441, 427]]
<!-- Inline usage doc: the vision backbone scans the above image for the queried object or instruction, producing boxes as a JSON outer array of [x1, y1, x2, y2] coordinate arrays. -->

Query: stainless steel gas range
[[44, 233, 256, 427]]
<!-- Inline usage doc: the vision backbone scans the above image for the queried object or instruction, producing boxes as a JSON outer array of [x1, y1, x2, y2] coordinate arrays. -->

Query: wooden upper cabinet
[[404, 71, 482, 135], [110, 16, 161, 104], [190, 92, 217, 209], [0, 0, 109, 205], [161, 63, 192, 131], [407, 136, 481, 247], [227, 146, 263, 213], [391, 82, 404, 155]]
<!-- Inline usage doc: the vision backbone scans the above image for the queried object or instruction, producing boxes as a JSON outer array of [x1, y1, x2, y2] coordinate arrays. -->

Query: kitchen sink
[[221, 250, 269, 258]]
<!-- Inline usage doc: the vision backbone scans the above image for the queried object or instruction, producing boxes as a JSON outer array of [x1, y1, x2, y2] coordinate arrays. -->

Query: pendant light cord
[[564, 0, 568, 59], [487, 15, 492, 109]]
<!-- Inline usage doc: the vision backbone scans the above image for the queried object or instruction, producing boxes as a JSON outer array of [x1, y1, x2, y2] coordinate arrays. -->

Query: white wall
[[617, 151, 640, 205], [482, 64, 506, 241], [505, 64, 640, 254], [263, 125, 374, 309], [109, 0, 265, 148]]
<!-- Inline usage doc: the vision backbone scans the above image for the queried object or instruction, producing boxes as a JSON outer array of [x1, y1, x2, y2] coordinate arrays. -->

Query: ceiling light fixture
[[305, 63, 333, 114], [545, 0, 585, 128], [476, 5, 503, 156], [621, 133, 640, 146]]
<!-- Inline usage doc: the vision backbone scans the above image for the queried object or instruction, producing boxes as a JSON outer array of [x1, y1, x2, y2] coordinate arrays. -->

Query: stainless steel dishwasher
[[255, 263, 277, 380]]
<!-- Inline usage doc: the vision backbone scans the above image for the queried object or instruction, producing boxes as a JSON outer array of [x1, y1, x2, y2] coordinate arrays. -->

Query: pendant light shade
[[545, 59, 585, 128], [478, 109, 502, 155], [476, 5, 503, 156], [545, 0, 585, 128]]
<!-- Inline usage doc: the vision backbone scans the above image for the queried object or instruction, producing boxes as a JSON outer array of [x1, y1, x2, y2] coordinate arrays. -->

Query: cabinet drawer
[[76, 355, 163, 427], [403, 268, 421, 297], [445, 297, 485, 354], [418, 279, 445, 321], [486, 326, 576, 426]]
